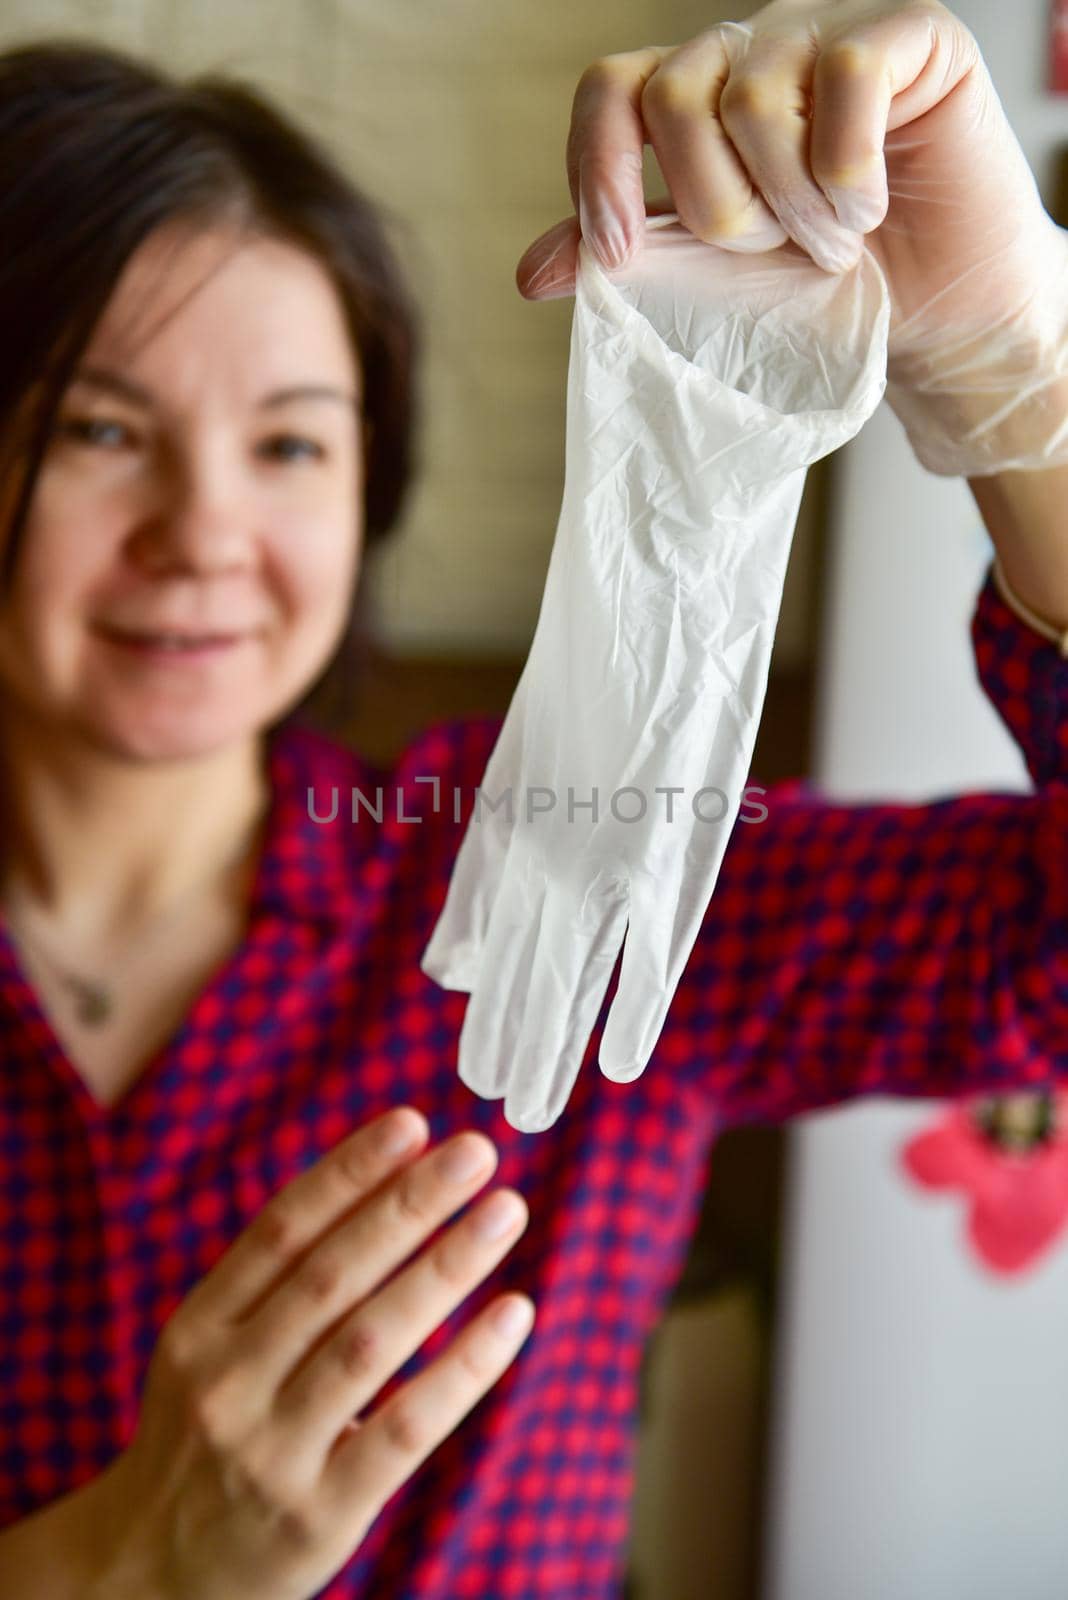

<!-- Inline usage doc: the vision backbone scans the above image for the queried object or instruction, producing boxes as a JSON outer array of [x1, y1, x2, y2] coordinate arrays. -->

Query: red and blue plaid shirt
[[0, 561, 1064, 1598]]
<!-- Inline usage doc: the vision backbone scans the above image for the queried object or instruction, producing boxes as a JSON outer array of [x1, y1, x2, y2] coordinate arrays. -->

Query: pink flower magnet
[[900, 1091, 1068, 1276]]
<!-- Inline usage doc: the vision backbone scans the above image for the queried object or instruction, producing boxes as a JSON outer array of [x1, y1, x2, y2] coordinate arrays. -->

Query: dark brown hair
[[0, 37, 421, 725]]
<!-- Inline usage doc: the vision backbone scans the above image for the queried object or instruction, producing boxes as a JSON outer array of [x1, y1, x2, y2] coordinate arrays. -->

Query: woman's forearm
[[0, 1462, 130, 1599], [968, 462, 1068, 633]]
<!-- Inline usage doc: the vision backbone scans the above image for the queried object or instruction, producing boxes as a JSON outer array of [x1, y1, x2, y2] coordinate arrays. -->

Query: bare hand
[[86, 1107, 533, 1600]]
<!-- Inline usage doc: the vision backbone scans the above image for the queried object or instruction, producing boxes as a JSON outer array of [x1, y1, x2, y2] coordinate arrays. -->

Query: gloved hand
[[421, 220, 890, 1132], [517, 0, 1068, 478]]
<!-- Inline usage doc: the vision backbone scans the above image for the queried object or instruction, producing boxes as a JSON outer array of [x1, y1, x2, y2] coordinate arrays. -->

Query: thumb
[[516, 197, 680, 300], [516, 216, 580, 301]]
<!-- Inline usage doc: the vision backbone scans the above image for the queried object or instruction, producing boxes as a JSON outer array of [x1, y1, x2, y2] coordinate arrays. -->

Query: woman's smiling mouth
[[93, 622, 258, 661]]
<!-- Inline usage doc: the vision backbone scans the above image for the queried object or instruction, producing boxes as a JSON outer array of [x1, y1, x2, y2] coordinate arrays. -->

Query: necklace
[[0, 825, 262, 1029]]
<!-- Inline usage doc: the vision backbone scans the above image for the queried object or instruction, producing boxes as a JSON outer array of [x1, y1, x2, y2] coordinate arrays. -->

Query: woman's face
[[0, 220, 365, 763]]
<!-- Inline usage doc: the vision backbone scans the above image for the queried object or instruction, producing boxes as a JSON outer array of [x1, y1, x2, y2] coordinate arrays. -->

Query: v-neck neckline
[[0, 911, 258, 1123], [0, 720, 367, 1131]]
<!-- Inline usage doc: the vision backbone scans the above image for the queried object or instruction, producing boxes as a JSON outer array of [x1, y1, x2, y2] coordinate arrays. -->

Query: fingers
[[639, 27, 788, 256], [320, 1287, 535, 1537], [716, 29, 864, 274], [178, 1106, 431, 1335], [453, 856, 546, 1100], [504, 876, 629, 1133], [565, 48, 667, 269], [809, 36, 894, 236], [599, 872, 706, 1083], [453, 852, 628, 1132], [516, 216, 581, 302], [809, 5, 974, 234], [421, 691, 531, 986], [516, 199, 679, 301], [230, 1131, 504, 1395], [151, 1113, 536, 1580], [524, 11, 950, 291], [273, 1180, 530, 1469]]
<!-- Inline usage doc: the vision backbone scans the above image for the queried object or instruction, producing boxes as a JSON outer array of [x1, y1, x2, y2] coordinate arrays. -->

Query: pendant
[[65, 975, 113, 1026]]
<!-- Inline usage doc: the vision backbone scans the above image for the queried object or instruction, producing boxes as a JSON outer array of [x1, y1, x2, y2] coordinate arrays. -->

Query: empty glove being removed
[[421, 216, 891, 1133]]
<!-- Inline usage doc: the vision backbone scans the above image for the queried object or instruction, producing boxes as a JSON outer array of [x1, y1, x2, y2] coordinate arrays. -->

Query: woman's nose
[[126, 456, 257, 575]]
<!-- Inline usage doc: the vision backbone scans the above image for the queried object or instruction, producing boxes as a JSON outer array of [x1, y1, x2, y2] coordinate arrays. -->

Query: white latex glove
[[517, 0, 1068, 478], [421, 218, 890, 1132]]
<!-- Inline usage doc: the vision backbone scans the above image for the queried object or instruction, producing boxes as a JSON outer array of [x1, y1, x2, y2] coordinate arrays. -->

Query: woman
[[0, 3, 1064, 1596]]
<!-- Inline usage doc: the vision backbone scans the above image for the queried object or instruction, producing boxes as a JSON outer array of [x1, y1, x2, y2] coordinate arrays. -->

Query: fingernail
[[523, 252, 557, 292], [472, 1191, 524, 1241], [381, 1109, 426, 1157], [825, 185, 886, 235], [439, 1134, 494, 1184], [580, 193, 634, 271], [523, 250, 573, 301], [592, 230, 633, 270], [493, 1296, 535, 1340], [522, 232, 568, 288]]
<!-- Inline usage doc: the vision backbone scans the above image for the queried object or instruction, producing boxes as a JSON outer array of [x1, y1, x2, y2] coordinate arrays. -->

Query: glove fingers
[[598, 873, 712, 1082], [455, 867, 543, 1100], [420, 681, 533, 990], [420, 727, 535, 993], [504, 880, 630, 1134], [421, 814, 511, 991]]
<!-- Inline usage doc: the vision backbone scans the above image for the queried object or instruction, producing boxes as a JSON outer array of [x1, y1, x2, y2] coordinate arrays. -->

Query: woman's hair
[[0, 37, 421, 724]]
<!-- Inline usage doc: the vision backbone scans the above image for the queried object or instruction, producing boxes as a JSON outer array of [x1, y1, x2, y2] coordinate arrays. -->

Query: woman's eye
[[56, 416, 133, 449], [258, 434, 325, 464]]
